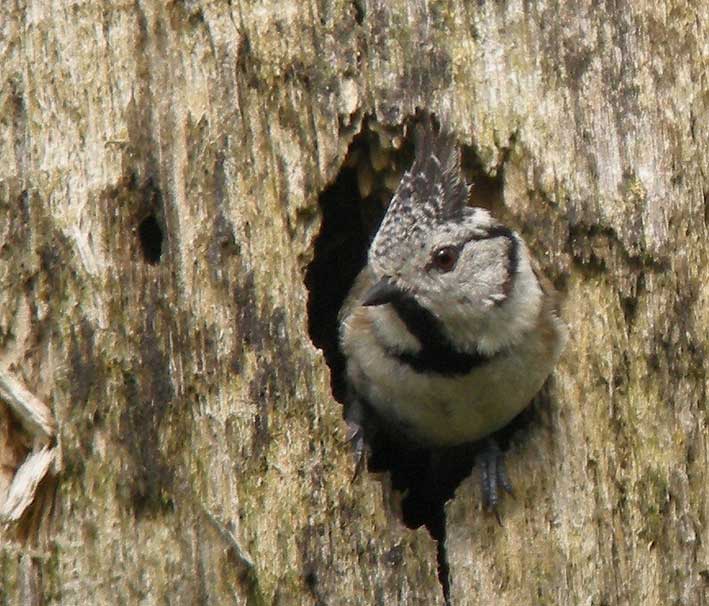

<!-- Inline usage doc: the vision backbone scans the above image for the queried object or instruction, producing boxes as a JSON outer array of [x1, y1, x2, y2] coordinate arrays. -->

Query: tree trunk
[[1, 1, 706, 605]]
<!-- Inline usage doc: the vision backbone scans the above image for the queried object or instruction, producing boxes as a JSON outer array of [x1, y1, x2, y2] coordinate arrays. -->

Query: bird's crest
[[372, 117, 470, 261]]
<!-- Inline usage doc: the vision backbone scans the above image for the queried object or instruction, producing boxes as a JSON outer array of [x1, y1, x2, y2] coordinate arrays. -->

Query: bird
[[338, 117, 567, 511]]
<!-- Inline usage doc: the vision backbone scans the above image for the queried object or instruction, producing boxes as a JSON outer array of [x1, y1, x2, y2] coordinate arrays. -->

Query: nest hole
[[305, 115, 529, 600]]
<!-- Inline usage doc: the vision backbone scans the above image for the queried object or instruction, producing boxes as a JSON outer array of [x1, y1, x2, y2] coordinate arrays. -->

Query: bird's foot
[[476, 439, 514, 516], [345, 420, 368, 481]]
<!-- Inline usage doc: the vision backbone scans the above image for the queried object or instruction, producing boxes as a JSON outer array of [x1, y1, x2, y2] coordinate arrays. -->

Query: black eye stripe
[[467, 225, 516, 242]]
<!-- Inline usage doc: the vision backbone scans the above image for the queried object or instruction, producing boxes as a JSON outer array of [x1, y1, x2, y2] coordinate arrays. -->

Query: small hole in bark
[[138, 215, 163, 264], [352, 0, 364, 24]]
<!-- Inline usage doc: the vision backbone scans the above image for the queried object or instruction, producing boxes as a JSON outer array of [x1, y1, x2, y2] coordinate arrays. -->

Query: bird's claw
[[346, 420, 368, 481], [476, 440, 514, 515]]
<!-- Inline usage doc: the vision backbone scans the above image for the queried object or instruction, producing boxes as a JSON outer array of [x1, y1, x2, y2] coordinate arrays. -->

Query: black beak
[[362, 278, 402, 307]]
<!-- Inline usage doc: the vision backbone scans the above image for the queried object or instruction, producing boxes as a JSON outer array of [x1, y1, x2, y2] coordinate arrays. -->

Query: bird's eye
[[431, 246, 459, 272]]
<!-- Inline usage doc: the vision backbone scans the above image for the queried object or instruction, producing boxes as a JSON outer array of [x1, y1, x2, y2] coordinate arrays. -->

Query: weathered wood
[[0, 0, 706, 604], [0, 369, 56, 441]]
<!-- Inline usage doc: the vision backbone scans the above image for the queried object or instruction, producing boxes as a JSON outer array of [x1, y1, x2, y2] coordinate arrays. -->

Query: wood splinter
[[0, 368, 58, 523], [1, 446, 56, 522], [0, 368, 56, 440]]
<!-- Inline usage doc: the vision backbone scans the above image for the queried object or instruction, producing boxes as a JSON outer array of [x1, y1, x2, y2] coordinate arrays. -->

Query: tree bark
[[1, 1, 706, 605]]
